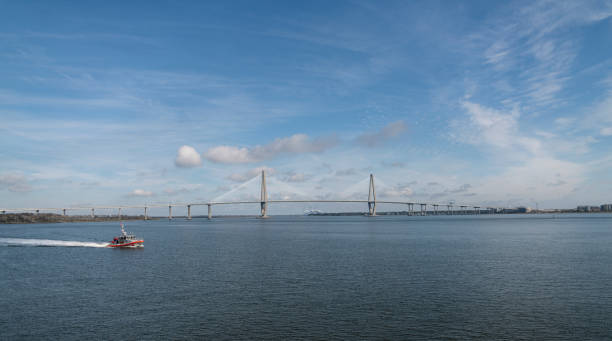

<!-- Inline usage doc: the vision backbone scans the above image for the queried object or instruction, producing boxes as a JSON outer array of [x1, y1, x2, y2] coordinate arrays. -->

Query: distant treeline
[[0, 213, 155, 224]]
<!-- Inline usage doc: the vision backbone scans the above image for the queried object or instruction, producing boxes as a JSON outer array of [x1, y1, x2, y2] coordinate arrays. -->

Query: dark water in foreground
[[1, 214, 612, 340]]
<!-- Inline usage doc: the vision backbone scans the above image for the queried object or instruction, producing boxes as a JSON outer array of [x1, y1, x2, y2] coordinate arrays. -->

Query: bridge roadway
[[1, 199, 492, 220]]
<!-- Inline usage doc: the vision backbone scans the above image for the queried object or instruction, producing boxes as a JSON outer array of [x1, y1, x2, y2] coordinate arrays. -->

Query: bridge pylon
[[260, 170, 268, 218], [368, 174, 376, 216]]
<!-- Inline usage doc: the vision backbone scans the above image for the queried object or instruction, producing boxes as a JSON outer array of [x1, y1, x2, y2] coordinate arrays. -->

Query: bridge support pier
[[187, 205, 191, 220], [433, 204, 438, 215], [420, 204, 426, 216], [91, 208, 94, 219], [63, 209, 66, 216], [368, 174, 376, 216], [118, 208, 121, 220], [208, 204, 212, 219], [168, 205, 172, 220], [260, 170, 268, 218], [144, 207, 147, 220]]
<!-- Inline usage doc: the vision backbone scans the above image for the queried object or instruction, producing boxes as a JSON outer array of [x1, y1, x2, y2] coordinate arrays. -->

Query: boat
[[107, 223, 143, 248], [304, 209, 324, 216]]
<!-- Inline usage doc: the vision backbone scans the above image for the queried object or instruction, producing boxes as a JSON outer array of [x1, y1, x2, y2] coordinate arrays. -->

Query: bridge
[[1, 171, 499, 219]]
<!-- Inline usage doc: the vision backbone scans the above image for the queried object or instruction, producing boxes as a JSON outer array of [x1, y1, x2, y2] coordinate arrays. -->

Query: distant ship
[[107, 223, 143, 248], [304, 209, 324, 216]]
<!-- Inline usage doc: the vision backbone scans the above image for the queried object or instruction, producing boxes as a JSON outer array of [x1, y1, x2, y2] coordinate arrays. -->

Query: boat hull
[[107, 240, 144, 248]]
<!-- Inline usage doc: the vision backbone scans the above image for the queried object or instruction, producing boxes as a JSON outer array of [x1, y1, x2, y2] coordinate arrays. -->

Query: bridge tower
[[260, 170, 268, 218], [368, 173, 376, 216]]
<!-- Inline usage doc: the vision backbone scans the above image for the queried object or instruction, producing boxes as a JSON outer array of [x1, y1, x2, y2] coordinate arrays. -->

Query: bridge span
[[2, 172, 498, 219]]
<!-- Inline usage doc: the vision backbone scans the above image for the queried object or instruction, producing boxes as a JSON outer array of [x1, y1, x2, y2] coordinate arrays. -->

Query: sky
[[1, 0, 611, 215]]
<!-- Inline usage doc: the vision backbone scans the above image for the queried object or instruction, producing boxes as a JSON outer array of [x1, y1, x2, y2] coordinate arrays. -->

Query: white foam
[[0, 238, 108, 248]]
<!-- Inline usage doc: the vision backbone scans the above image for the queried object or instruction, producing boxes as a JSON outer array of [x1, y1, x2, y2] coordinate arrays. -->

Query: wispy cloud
[[467, 0, 612, 107], [204, 134, 337, 164], [355, 121, 407, 147], [0, 173, 32, 193], [282, 171, 309, 183], [163, 184, 203, 196], [227, 167, 275, 183]]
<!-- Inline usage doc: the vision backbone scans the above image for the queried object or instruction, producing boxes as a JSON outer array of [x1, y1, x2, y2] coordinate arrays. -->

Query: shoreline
[[0, 213, 159, 224]]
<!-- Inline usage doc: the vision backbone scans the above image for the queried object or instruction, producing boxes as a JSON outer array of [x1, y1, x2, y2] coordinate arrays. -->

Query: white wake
[[0, 238, 108, 248]]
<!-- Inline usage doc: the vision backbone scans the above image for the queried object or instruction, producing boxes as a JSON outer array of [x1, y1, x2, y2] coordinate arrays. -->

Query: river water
[[1, 214, 611, 340]]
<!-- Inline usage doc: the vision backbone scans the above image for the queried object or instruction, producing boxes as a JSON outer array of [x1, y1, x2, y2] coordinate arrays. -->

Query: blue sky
[[1, 0, 611, 214]]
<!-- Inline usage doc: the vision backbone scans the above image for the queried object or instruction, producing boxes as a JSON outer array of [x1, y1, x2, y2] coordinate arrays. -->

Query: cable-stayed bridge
[[1, 171, 500, 219]]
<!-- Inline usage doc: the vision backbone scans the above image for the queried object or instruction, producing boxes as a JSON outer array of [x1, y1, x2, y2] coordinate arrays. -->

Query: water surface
[[1, 214, 611, 339]]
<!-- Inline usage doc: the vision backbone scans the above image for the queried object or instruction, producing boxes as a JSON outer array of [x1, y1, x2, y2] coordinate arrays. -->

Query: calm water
[[1, 214, 612, 340]]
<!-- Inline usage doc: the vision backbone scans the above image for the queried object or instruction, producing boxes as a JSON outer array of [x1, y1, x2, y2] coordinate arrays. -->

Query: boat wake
[[0, 238, 108, 248]]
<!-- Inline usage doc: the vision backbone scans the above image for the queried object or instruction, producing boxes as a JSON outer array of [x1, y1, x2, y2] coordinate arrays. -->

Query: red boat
[[108, 223, 143, 248]]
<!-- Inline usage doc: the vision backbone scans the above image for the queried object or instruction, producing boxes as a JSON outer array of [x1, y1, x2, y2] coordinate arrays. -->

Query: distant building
[[577, 206, 590, 212], [590, 206, 601, 212], [601, 204, 612, 212]]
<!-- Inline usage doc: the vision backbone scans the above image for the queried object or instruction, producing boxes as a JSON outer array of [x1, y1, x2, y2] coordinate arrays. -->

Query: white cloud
[[461, 101, 519, 148], [446, 98, 590, 207], [454, 101, 542, 154], [477, 157, 585, 204], [601, 127, 612, 136], [175, 145, 202, 168], [0, 173, 32, 192], [356, 120, 407, 147], [128, 189, 155, 197], [205, 146, 252, 164], [547, 135, 597, 155], [204, 134, 337, 164], [591, 91, 612, 124]]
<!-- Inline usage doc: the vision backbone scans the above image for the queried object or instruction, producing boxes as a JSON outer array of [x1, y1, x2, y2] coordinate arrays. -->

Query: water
[[1, 214, 612, 340]]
